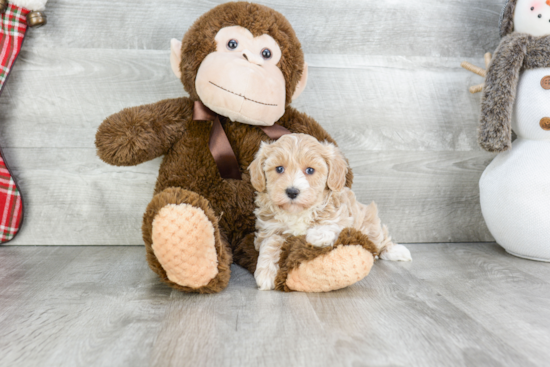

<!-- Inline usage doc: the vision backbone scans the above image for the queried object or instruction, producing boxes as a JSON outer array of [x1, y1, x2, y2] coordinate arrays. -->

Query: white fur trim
[[9, 0, 47, 11]]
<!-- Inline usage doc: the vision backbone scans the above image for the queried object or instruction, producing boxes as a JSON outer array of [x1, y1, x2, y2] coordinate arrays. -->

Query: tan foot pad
[[286, 245, 374, 292], [152, 204, 218, 288]]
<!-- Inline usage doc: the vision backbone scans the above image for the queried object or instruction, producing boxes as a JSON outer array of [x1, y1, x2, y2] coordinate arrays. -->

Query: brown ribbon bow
[[193, 101, 290, 180]]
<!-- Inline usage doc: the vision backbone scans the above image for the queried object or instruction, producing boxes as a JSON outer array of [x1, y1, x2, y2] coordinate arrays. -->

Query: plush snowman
[[477, 0, 550, 261]]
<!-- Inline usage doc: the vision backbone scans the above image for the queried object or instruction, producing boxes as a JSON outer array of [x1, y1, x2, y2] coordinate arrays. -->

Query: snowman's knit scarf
[[480, 33, 550, 152]]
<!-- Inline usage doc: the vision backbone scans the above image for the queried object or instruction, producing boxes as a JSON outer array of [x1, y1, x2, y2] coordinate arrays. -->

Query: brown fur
[[480, 33, 550, 152], [95, 98, 191, 167], [233, 232, 259, 274], [95, 2, 366, 293], [275, 228, 378, 292], [499, 0, 518, 38]]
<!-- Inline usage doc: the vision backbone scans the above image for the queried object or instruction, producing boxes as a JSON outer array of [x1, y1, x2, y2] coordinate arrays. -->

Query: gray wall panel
[[0, 0, 503, 244]]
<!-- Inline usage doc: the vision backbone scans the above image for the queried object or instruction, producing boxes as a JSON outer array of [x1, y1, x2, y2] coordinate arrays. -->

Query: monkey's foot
[[152, 203, 219, 288], [143, 187, 231, 293], [275, 228, 377, 293], [286, 245, 373, 292]]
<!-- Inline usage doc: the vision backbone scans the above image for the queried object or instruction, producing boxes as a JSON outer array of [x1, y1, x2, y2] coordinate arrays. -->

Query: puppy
[[248, 134, 412, 291]]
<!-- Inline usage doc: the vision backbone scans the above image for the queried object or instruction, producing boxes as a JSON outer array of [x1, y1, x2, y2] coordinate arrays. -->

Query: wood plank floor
[[1, 244, 549, 367]]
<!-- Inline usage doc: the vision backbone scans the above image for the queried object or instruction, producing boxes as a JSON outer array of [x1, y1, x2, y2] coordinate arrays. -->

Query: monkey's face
[[514, 0, 550, 36], [195, 26, 286, 126]]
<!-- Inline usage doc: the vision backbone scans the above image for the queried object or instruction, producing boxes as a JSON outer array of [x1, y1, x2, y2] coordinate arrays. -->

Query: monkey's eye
[[261, 48, 272, 59], [305, 168, 315, 175], [276, 166, 284, 174], [227, 39, 238, 50]]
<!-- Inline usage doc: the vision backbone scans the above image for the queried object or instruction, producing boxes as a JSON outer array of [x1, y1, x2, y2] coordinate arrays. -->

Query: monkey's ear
[[292, 62, 308, 101], [170, 38, 183, 79]]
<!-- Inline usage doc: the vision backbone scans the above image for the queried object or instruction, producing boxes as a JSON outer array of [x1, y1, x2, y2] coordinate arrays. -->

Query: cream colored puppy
[[248, 134, 412, 291]]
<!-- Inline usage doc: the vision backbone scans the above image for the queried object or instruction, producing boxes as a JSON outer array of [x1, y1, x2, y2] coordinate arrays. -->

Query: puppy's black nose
[[286, 187, 300, 199]]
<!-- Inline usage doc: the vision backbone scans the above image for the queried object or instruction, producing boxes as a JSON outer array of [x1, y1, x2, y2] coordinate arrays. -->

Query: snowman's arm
[[480, 33, 529, 153]]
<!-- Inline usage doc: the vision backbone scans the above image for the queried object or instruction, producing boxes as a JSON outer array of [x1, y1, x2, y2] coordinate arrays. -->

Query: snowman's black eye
[[261, 48, 272, 59], [227, 39, 238, 50], [539, 14, 543, 18], [531, 7, 535, 10]]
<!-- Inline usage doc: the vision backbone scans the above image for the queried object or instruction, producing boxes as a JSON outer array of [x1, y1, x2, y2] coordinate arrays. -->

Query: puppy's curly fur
[[249, 134, 411, 290]]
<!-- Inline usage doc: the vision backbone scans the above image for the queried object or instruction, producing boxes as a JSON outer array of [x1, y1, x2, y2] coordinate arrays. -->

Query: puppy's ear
[[248, 142, 269, 192], [324, 143, 348, 192]]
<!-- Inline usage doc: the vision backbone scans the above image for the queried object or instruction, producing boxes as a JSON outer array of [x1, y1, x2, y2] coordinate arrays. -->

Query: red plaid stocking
[[0, 153, 23, 242], [0, 4, 29, 94], [0, 3, 29, 243]]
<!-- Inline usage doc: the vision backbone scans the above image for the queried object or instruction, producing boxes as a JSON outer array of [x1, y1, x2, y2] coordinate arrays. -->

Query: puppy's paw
[[306, 226, 340, 248], [380, 244, 412, 262], [254, 265, 278, 291]]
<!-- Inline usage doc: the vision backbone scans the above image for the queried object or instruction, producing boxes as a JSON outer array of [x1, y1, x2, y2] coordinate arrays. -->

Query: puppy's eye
[[261, 48, 272, 59], [276, 166, 285, 174], [305, 168, 315, 175], [227, 39, 238, 50]]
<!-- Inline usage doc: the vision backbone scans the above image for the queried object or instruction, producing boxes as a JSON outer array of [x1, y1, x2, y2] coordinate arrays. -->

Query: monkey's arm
[[95, 97, 193, 166], [479, 33, 530, 152]]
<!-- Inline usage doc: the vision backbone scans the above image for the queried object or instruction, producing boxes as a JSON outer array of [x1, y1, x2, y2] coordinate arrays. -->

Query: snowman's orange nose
[[541, 118, 550, 131], [547, 0, 550, 6]]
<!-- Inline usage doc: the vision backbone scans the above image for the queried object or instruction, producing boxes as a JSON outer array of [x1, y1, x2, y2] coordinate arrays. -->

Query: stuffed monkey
[[96, 2, 378, 293]]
